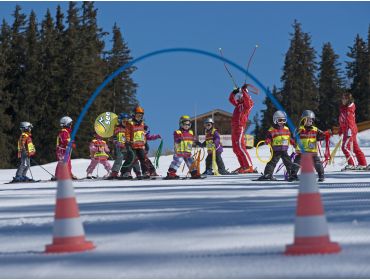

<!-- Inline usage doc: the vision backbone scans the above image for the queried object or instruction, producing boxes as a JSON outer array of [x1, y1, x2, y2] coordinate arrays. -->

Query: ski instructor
[[229, 84, 256, 174]]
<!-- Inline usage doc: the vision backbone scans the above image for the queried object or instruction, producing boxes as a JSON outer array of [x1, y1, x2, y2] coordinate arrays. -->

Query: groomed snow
[[0, 132, 370, 278]]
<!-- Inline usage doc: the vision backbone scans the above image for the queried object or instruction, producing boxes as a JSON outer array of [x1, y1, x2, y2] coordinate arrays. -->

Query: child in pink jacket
[[86, 134, 112, 178]]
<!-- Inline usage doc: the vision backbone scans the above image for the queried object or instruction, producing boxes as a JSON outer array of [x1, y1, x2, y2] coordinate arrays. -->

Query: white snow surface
[[1, 131, 370, 278]]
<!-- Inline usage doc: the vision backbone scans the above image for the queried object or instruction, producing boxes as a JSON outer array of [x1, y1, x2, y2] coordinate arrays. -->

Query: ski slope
[[0, 131, 370, 278]]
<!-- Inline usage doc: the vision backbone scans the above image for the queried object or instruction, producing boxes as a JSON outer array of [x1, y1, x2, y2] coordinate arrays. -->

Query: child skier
[[132, 124, 162, 177], [199, 118, 229, 175], [256, 111, 295, 181], [290, 110, 330, 182], [121, 106, 150, 179], [86, 134, 112, 179], [338, 92, 368, 170], [13, 122, 36, 182], [164, 115, 201, 179], [106, 112, 130, 180], [55, 116, 77, 179]]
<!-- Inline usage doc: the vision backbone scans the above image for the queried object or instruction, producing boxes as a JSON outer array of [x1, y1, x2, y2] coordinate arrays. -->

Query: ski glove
[[232, 87, 240, 95]]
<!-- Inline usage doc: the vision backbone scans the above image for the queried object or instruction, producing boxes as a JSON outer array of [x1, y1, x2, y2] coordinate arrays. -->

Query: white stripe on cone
[[294, 216, 329, 237], [56, 179, 76, 198], [53, 218, 86, 237]]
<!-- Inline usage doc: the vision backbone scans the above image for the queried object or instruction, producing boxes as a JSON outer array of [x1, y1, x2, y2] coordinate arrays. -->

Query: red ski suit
[[55, 128, 73, 177], [338, 103, 367, 166], [229, 87, 253, 168]]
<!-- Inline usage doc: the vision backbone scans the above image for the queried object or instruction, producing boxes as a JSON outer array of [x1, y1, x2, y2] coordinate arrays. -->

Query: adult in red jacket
[[55, 116, 77, 179], [229, 84, 255, 173], [338, 92, 367, 170]]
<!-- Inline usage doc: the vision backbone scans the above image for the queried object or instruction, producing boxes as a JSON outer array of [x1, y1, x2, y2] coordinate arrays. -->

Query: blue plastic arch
[[64, 47, 304, 162]]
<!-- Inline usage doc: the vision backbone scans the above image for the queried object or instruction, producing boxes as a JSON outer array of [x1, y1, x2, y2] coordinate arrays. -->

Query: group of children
[[13, 90, 369, 182], [257, 92, 369, 182]]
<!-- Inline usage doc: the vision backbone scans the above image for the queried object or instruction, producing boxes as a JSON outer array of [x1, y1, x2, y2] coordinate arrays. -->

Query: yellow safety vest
[[175, 130, 194, 155], [18, 132, 35, 157], [295, 125, 318, 153], [268, 126, 291, 147], [205, 128, 216, 152], [91, 139, 108, 158], [114, 126, 126, 145]]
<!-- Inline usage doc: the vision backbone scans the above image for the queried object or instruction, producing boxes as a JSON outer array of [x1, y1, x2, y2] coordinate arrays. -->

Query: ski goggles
[[277, 118, 286, 124], [182, 122, 191, 127], [204, 123, 213, 127]]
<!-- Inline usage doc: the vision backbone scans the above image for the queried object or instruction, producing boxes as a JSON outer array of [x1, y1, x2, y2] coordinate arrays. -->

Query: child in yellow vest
[[165, 115, 201, 179], [257, 111, 295, 181], [86, 134, 112, 178], [291, 110, 330, 182], [14, 122, 36, 182]]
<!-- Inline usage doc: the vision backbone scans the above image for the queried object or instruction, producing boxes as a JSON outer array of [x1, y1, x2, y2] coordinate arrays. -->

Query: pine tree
[[106, 22, 138, 114], [34, 8, 63, 164], [0, 19, 13, 167], [346, 34, 370, 122], [280, 20, 319, 125], [22, 11, 42, 121], [317, 42, 344, 130], [6, 5, 28, 166], [252, 113, 262, 144], [259, 86, 281, 140]]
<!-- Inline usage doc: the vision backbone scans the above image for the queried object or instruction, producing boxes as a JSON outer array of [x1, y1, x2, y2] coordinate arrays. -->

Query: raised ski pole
[[244, 44, 258, 84], [218, 48, 238, 88]]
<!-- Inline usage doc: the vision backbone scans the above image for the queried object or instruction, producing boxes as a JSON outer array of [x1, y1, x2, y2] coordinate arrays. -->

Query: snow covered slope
[[0, 131, 369, 278]]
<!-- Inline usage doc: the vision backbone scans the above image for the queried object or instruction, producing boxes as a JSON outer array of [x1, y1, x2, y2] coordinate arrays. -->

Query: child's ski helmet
[[134, 106, 144, 114], [301, 110, 315, 120], [20, 121, 33, 131], [273, 111, 287, 124], [179, 115, 191, 126], [60, 116, 73, 127], [118, 113, 130, 123], [204, 117, 214, 124]]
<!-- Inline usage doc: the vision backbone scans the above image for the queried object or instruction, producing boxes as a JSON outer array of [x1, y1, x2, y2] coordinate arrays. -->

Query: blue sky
[[1, 1, 369, 150]]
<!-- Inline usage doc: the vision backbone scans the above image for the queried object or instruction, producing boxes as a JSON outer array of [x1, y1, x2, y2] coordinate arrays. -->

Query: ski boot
[[233, 166, 258, 174], [164, 168, 179, 180], [256, 173, 277, 181], [203, 169, 214, 175], [119, 172, 133, 180], [190, 170, 203, 179], [12, 175, 24, 182], [287, 174, 299, 182], [142, 172, 151, 180], [219, 169, 231, 175], [342, 165, 356, 171], [318, 176, 325, 182], [355, 165, 367, 171], [106, 171, 119, 180], [86, 173, 94, 179], [22, 176, 34, 182]]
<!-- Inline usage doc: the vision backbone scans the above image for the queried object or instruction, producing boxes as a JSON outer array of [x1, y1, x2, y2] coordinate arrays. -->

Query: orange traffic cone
[[285, 153, 341, 255], [45, 162, 95, 253]]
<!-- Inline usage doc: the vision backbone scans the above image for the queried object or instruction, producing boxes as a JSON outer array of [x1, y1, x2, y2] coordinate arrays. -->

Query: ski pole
[[28, 158, 34, 180], [30, 158, 55, 178], [244, 44, 258, 84], [218, 48, 238, 88]]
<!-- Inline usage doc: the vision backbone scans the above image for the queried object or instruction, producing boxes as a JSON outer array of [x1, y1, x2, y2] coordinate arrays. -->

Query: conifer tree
[[259, 86, 281, 140], [317, 42, 344, 130], [106, 22, 138, 114], [34, 9, 63, 163], [6, 5, 28, 165], [280, 20, 319, 125], [346, 34, 370, 122], [22, 11, 42, 122], [252, 113, 262, 144], [0, 19, 13, 167]]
